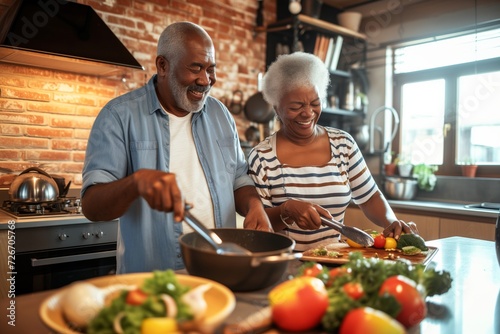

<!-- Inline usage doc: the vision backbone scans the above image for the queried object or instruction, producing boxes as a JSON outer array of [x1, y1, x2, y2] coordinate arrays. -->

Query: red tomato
[[379, 275, 427, 328], [339, 307, 405, 334], [343, 282, 364, 300], [373, 234, 386, 249], [126, 289, 148, 305], [302, 263, 324, 277], [326, 267, 351, 287], [269, 276, 329, 332]]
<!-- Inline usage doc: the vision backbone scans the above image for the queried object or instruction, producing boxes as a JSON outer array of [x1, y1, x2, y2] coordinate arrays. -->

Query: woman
[[247, 52, 417, 251]]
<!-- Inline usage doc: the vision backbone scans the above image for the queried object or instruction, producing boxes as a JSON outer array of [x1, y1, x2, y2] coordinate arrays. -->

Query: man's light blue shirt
[[82, 75, 253, 273]]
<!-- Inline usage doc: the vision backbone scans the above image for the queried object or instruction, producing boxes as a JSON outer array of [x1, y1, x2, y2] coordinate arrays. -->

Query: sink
[[464, 202, 500, 211]]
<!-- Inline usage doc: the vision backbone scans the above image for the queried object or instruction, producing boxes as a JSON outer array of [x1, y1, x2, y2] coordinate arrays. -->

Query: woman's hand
[[383, 220, 419, 239], [280, 198, 331, 230]]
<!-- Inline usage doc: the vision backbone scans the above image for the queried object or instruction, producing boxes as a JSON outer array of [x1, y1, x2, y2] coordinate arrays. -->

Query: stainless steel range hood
[[0, 0, 144, 77]]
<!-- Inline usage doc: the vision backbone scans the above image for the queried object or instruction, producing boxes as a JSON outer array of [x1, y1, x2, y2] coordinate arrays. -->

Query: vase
[[398, 164, 413, 177], [461, 165, 478, 178]]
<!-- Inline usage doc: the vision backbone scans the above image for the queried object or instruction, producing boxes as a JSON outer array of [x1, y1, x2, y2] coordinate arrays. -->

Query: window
[[393, 27, 500, 177]]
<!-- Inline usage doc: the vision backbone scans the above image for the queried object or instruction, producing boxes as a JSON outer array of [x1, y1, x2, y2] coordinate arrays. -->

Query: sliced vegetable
[[402, 245, 422, 255], [126, 289, 148, 305]]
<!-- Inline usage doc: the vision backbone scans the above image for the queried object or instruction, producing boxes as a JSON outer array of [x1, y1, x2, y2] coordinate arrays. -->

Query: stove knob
[[95, 231, 104, 238], [82, 232, 91, 239], [59, 233, 68, 240]]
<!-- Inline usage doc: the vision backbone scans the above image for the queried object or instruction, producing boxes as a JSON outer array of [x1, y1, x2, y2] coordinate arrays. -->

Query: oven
[[13, 221, 117, 295], [1, 197, 118, 295]]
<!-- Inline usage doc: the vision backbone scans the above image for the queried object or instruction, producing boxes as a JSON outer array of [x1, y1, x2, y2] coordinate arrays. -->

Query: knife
[[320, 216, 374, 247]]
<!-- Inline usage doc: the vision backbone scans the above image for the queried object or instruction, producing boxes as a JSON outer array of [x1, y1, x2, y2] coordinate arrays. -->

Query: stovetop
[[1, 197, 82, 218]]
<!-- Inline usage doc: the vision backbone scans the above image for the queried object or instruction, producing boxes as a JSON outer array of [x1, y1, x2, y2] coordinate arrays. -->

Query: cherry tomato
[[343, 282, 364, 300], [326, 267, 352, 287], [379, 275, 427, 328], [269, 276, 329, 332], [339, 307, 405, 334], [126, 289, 148, 305], [373, 234, 386, 249], [302, 263, 324, 277]]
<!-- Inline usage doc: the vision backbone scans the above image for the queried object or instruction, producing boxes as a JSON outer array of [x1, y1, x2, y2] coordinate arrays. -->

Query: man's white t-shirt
[[168, 112, 215, 231]]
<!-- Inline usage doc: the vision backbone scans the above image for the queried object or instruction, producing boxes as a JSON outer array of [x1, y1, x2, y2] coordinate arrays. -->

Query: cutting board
[[301, 242, 438, 266]]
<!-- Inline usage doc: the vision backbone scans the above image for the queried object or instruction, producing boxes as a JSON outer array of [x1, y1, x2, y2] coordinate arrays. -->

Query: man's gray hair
[[157, 21, 209, 62]]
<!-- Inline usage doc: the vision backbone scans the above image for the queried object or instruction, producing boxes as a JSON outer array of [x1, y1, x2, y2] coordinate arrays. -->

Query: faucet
[[368, 106, 400, 154]]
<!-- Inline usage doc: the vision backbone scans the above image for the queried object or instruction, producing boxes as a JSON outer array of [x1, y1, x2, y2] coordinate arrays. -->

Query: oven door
[[15, 243, 116, 295]]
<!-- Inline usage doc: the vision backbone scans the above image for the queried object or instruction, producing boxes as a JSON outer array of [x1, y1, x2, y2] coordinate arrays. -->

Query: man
[[81, 22, 271, 273]]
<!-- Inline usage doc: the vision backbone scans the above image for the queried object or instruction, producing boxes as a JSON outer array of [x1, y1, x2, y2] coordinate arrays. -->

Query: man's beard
[[170, 74, 211, 113]]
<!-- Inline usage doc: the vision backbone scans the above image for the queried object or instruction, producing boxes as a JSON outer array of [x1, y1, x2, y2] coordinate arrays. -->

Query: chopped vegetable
[[402, 246, 422, 255], [297, 252, 452, 332]]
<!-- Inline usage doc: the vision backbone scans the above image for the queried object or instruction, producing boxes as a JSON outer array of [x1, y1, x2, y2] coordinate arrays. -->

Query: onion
[[60, 282, 135, 328], [160, 294, 178, 318], [181, 283, 211, 320]]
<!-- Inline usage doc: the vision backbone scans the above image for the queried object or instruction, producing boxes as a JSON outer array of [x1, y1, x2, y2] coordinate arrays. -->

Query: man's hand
[[134, 169, 185, 221]]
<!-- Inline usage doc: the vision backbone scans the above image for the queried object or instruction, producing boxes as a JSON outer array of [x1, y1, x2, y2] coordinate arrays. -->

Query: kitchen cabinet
[[439, 218, 495, 241], [345, 207, 495, 242], [0, 230, 8, 297], [259, 14, 368, 130]]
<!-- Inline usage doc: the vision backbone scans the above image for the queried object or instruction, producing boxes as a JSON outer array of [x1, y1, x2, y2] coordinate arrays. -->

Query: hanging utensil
[[320, 216, 374, 247], [229, 90, 244, 115], [183, 206, 252, 256]]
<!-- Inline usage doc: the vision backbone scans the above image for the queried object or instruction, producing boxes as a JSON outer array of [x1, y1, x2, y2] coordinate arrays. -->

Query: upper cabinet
[[257, 14, 369, 129]]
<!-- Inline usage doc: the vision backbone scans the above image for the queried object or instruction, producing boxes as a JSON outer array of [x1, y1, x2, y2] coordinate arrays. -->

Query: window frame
[[393, 57, 500, 178]]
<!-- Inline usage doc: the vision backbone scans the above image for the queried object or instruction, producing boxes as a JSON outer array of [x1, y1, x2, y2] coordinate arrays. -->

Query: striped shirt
[[248, 126, 378, 252]]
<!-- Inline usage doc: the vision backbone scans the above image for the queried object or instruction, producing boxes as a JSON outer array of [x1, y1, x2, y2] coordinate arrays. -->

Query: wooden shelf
[[257, 14, 367, 41]]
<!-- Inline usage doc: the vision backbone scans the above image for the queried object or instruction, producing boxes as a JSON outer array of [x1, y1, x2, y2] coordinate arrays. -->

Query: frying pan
[[244, 92, 275, 124], [179, 228, 301, 291]]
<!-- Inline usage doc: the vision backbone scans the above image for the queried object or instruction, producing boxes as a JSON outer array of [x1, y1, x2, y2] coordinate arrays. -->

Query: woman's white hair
[[261, 52, 330, 107]]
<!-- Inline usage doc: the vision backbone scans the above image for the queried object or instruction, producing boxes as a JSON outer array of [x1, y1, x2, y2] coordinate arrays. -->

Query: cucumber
[[396, 233, 429, 251]]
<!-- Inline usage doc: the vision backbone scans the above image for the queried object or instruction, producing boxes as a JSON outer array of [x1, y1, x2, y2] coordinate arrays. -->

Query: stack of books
[[313, 34, 343, 72]]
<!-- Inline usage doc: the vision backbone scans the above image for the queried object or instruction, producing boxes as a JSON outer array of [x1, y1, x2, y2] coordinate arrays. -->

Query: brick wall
[[0, 0, 275, 185]]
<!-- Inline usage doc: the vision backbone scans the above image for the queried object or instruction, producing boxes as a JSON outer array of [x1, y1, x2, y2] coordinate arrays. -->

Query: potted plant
[[412, 164, 438, 192], [395, 153, 413, 177], [460, 158, 478, 178], [383, 151, 397, 176]]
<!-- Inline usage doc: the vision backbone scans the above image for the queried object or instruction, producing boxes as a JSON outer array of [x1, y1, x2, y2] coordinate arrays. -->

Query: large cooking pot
[[244, 92, 275, 124], [180, 228, 301, 291], [9, 167, 59, 202]]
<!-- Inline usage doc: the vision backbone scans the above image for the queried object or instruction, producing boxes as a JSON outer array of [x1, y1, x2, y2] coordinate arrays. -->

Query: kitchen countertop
[[1, 236, 498, 334], [0, 211, 93, 229], [387, 199, 499, 220]]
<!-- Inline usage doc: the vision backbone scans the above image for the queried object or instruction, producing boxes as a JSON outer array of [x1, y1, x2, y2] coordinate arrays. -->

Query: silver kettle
[[9, 167, 59, 203]]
